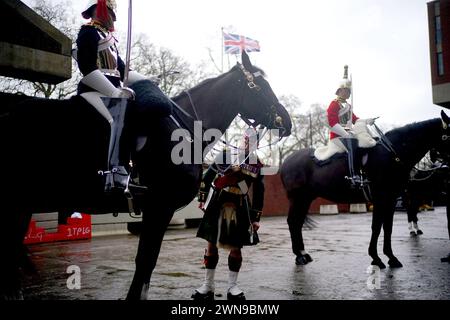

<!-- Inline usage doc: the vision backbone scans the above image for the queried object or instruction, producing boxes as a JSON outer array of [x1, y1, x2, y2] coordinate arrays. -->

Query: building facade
[[428, 0, 450, 109]]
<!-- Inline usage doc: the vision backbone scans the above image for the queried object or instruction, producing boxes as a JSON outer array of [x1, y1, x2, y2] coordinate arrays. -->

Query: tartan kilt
[[196, 189, 259, 248]]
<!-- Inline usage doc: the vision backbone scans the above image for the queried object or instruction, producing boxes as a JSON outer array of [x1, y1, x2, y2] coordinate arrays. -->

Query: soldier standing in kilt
[[192, 128, 265, 301]]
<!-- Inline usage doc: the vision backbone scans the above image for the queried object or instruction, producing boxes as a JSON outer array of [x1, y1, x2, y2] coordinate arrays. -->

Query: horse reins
[[373, 123, 402, 164], [182, 64, 286, 176], [181, 63, 286, 154]]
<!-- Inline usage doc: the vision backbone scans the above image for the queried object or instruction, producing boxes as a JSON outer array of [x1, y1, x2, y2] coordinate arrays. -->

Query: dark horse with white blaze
[[0, 51, 291, 299], [281, 111, 449, 268]]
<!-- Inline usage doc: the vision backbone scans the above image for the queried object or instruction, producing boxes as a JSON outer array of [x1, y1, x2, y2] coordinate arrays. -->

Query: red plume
[[96, 0, 108, 23]]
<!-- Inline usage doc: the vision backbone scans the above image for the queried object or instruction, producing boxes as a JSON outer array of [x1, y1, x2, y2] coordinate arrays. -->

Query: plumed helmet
[[81, 0, 117, 19], [337, 65, 352, 92]]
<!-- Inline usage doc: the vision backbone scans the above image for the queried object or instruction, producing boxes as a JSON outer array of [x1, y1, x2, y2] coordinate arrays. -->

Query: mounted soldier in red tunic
[[326, 65, 376, 188]]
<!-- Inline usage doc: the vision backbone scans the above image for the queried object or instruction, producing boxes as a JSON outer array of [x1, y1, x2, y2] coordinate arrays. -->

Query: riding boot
[[342, 138, 367, 188], [103, 97, 133, 194]]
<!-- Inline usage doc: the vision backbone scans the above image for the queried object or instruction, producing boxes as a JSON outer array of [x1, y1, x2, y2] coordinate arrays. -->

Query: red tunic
[[327, 99, 359, 140]]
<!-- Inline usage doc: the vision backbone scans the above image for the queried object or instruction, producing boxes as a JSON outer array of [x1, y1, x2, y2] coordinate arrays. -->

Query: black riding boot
[[103, 98, 130, 192], [103, 97, 133, 195], [342, 137, 368, 188]]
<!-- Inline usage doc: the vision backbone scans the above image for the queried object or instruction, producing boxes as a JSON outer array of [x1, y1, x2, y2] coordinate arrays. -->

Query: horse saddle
[[310, 149, 347, 167], [310, 146, 370, 168]]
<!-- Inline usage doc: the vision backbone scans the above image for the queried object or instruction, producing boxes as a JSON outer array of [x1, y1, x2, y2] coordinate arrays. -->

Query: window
[[434, 1, 440, 16], [438, 53, 444, 76], [434, 2, 443, 76], [436, 16, 442, 52]]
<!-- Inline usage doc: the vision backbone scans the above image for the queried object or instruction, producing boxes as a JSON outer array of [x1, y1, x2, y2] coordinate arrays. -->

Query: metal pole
[[123, 0, 133, 87], [350, 72, 354, 126], [221, 27, 224, 73]]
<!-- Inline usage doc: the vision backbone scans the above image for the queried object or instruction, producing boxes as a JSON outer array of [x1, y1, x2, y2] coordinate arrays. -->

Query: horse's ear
[[241, 50, 252, 70], [441, 110, 449, 129]]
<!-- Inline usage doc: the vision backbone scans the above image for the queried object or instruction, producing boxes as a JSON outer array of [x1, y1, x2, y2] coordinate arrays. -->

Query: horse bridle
[[236, 63, 286, 137], [183, 63, 286, 137], [374, 119, 450, 166]]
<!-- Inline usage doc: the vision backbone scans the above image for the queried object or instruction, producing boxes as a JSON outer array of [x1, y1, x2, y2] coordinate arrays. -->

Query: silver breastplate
[[97, 30, 120, 78], [338, 102, 352, 127]]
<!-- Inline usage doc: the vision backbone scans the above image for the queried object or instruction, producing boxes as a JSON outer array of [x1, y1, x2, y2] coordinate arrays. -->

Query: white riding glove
[[81, 69, 135, 100], [112, 87, 135, 100], [366, 118, 376, 126], [331, 123, 351, 138]]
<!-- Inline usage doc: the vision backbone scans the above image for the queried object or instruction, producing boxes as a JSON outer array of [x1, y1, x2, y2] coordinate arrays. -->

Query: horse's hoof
[[410, 231, 417, 237], [371, 259, 386, 269], [416, 229, 423, 235], [295, 255, 308, 265], [441, 253, 450, 263], [304, 254, 313, 263], [388, 258, 403, 268]]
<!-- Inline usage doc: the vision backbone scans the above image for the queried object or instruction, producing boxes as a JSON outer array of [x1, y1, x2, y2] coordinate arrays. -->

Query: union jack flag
[[223, 32, 261, 54]]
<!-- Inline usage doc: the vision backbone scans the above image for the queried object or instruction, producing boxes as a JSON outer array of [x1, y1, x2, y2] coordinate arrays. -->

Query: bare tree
[[128, 34, 215, 97], [271, 95, 330, 166]]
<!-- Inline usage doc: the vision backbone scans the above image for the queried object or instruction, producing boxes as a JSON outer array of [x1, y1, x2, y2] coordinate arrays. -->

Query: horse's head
[[235, 51, 292, 137], [435, 110, 450, 162]]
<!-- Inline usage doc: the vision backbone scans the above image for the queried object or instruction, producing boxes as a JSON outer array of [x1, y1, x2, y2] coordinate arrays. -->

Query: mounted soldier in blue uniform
[[73, 0, 162, 195]]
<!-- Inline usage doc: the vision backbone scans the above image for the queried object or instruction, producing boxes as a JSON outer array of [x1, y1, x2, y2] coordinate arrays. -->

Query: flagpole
[[123, 0, 133, 87], [350, 72, 354, 117], [221, 27, 224, 73]]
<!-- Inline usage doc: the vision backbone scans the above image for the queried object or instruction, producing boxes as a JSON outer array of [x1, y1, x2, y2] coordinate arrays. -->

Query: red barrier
[[24, 214, 92, 244]]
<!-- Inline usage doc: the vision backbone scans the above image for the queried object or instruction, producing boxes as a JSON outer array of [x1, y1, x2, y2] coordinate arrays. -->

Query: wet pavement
[[22, 207, 450, 300]]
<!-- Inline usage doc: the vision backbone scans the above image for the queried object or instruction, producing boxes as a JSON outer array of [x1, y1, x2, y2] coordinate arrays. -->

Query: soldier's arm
[[198, 164, 218, 202], [327, 100, 340, 127], [76, 26, 100, 76]]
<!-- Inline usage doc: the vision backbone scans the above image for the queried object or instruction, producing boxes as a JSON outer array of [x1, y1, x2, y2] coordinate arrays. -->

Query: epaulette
[[85, 21, 109, 34]]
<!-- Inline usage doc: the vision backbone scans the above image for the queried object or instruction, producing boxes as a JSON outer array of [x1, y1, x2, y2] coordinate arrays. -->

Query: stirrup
[[102, 167, 129, 192], [101, 167, 146, 193], [346, 175, 369, 188]]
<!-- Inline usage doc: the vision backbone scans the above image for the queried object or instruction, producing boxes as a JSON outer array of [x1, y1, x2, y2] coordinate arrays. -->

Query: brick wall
[[262, 174, 290, 216], [262, 174, 352, 216]]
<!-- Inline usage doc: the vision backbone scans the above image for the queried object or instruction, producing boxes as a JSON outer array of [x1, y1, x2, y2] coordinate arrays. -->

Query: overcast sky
[[25, 0, 447, 127]]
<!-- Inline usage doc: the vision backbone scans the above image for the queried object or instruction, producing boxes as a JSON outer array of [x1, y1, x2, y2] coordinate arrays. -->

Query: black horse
[[0, 51, 292, 299], [402, 161, 449, 236], [281, 111, 449, 268]]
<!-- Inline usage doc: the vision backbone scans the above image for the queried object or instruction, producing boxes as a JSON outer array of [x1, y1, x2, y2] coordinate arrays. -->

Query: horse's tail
[[304, 215, 318, 230]]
